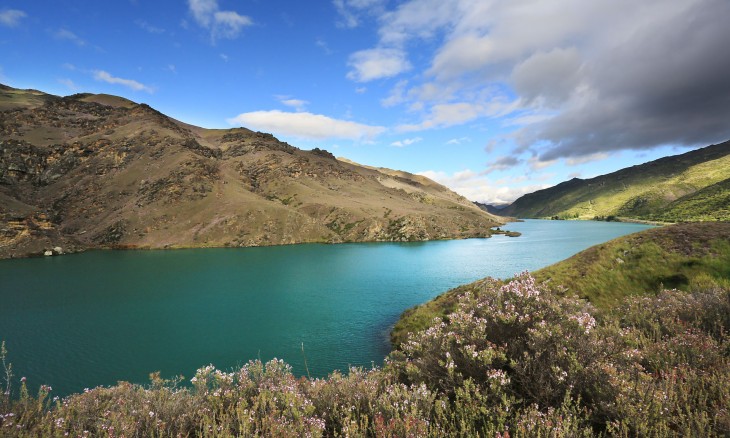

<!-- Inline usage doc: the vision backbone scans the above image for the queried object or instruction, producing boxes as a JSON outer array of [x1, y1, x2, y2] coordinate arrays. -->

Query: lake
[[0, 220, 652, 396]]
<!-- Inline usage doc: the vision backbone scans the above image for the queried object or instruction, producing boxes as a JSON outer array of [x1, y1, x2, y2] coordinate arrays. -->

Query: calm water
[[0, 220, 652, 396]]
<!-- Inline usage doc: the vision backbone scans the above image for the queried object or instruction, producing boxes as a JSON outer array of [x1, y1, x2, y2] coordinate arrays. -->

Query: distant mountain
[[502, 141, 730, 222], [0, 85, 503, 258], [474, 201, 511, 216]]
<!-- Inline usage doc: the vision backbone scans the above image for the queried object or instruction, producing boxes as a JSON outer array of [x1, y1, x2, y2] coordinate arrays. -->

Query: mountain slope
[[0, 85, 503, 258], [502, 141, 730, 221]]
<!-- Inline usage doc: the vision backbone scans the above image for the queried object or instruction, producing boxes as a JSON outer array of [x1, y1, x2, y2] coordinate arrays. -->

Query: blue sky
[[2, 0, 729, 204]]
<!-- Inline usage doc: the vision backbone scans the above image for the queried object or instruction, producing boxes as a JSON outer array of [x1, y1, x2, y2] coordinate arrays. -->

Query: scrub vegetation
[[393, 222, 730, 342], [2, 268, 728, 436]]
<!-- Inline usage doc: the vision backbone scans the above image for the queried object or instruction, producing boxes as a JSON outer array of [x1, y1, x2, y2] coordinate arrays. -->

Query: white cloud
[[135, 19, 165, 34], [227, 110, 386, 141], [55, 29, 87, 46], [333, 0, 358, 28], [188, 0, 253, 41], [502, 112, 554, 127], [315, 38, 333, 55], [188, 0, 217, 26], [418, 169, 550, 204], [347, 48, 411, 82], [213, 11, 252, 38], [381, 79, 408, 107], [58, 78, 78, 90], [397, 97, 517, 132], [277, 96, 309, 111], [0, 9, 26, 27], [333, 0, 386, 28], [390, 137, 422, 147], [528, 156, 557, 171], [93, 70, 154, 93], [377, 0, 457, 46], [446, 137, 471, 145], [355, 0, 730, 160]]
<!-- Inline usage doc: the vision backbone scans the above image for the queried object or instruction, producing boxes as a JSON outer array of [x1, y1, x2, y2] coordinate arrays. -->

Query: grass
[[647, 178, 730, 222], [504, 141, 730, 222], [534, 222, 730, 307]]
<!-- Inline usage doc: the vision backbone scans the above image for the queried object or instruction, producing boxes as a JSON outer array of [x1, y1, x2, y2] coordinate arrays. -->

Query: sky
[[1, 0, 729, 205]]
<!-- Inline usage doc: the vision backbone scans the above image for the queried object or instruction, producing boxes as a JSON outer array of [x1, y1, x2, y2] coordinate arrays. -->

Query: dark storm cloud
[[484, 155, 521, 174], [529, 0, 730, 161]]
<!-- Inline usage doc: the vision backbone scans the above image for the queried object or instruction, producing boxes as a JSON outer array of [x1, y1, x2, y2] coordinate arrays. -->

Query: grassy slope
[[650, 177, 730, 222], [503, 141, 730, 221], [391, 222, 730, 346], [533, 222, 730, 307]]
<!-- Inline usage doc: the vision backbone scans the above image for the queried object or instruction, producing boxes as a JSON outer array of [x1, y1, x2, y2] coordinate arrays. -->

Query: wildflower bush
[[1, 274, 728, 437]]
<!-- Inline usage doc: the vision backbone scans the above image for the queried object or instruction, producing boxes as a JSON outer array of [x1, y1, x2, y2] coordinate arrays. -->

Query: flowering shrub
[[389, 273, 610, 412], [1, 274, 728, 437]]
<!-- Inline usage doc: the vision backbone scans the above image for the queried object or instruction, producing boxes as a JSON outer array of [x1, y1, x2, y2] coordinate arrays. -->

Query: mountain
[[0, 85, 503, 259], [474, 201, 510, 216], [502, 141, 730, 221]]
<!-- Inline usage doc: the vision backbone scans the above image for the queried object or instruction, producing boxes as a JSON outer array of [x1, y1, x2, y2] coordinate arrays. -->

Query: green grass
[[504, 141, 730, 222], [534, 222, 730, 307], [646, 178, 730, 222]]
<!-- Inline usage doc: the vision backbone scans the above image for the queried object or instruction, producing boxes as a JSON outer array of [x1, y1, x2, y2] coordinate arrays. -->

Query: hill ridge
[[503, 140, 730, 221], [0, 84, 504, 259]]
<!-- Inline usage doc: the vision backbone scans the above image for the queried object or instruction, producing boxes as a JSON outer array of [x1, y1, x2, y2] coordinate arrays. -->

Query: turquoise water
[[0, 220, 652, 396]]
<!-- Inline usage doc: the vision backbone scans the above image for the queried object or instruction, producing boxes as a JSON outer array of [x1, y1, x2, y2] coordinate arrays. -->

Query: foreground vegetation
[[393, 222, 730, 342], [2, 271, 728, 437]]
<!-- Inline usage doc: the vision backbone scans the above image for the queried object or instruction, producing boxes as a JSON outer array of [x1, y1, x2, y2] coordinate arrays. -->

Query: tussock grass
[[534, 222, 730, 307]]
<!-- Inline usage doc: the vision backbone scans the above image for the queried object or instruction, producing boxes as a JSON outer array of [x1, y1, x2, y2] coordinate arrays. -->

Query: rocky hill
[[502, 141, 730, 221], [0, 84, 503, 258]]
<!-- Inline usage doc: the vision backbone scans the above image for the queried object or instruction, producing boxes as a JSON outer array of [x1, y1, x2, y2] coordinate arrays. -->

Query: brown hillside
[[0, 85, 504, 258]]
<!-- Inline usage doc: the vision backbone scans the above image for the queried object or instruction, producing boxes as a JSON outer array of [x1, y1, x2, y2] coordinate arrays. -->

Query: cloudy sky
[[2, 0, 728, 204]]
